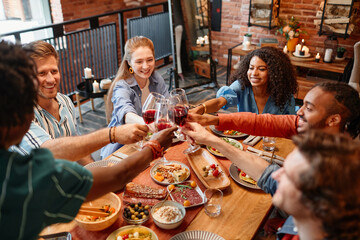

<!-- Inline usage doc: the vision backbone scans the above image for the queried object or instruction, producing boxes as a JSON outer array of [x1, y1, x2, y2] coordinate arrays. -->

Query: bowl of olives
[[122, 202, 151, 225]]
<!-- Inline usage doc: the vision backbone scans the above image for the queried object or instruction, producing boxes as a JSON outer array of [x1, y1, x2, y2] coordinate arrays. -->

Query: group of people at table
[[0, 35, 360, 240]]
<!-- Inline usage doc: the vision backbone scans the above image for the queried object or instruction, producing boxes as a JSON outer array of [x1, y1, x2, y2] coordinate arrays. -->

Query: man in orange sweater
[[188, 82, 360, 139]]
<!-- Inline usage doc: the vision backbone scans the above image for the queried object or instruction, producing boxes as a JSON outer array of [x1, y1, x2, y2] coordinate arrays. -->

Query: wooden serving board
[[186, 148, 231, 190]]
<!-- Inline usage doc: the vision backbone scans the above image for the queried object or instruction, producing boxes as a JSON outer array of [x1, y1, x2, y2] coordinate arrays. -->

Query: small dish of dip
[[151, 200, 186, 230]]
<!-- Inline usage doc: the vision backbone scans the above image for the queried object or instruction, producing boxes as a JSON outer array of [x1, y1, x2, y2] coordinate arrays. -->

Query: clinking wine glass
[[154, 98, 174, 163], [138, 92, 165, 149], [169, 88, 200, 154]]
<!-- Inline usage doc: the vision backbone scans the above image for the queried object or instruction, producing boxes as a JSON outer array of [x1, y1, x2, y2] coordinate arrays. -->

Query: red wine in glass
[[156, 119, 173, 131], [142, 109, 156, 124], [173, 105, 188, 127]]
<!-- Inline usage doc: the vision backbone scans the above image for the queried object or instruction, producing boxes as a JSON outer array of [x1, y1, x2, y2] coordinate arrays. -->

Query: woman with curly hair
[[191, 47, 298, 115]]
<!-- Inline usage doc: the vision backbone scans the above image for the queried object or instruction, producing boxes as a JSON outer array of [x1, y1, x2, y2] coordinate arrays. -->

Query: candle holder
[[315, 58, 320, 63], [83, 76, 94, 93]]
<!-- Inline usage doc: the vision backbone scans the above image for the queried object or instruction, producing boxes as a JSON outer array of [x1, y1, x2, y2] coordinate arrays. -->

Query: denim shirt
[[216, 80, 296, 115], [100, 71, 169, 159], [257, 164, 299, 239]]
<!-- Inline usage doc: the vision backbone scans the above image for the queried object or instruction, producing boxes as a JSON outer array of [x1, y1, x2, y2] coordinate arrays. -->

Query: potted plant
[[337, 47, 346, 58], [244, 33, 252, 44]]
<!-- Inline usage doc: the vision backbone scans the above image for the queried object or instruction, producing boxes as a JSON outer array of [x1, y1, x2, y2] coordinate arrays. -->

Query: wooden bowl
[[75, 192, 121, 231]]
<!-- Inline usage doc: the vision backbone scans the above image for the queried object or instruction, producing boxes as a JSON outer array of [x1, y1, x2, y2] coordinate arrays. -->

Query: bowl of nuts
[[122, 202, 151, 225]]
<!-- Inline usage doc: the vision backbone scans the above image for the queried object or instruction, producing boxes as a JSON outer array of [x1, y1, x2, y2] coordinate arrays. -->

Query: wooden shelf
[[191, 45, 210, 52]]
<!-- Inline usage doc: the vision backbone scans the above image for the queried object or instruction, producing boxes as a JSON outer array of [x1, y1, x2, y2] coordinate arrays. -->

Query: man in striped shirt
[[0, 41, 176, 239], [11, 41, 148, 164]]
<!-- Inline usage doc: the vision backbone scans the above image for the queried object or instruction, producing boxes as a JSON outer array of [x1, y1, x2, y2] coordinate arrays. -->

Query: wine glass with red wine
[[169, 88, 200, 154], [138, 92, 165, 149], [154, 98, 174, 163]]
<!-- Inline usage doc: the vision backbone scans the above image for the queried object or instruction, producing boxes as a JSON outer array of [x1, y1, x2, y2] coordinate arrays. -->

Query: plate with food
[[150, 161, 190, 185], [229, 163, 261, 190], [207, 137, 243, 157], [209, 125, 248, 138], [167, 181, 205, 208], [106, 225, 158, 240], [186, 149, 230, 190], [123, 182, 167, 207], [170, 230, 225, 240]]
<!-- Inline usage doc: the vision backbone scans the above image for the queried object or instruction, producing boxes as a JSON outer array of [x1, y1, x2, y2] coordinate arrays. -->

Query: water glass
[[262, 137, 276, 151], [204, 189, 223, 217]]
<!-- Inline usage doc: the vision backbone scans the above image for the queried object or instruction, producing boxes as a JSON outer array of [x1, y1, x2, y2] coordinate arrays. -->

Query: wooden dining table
[[39, 135, 295, 240]]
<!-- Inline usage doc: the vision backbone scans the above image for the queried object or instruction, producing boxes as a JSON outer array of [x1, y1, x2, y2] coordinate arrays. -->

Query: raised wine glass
[[137, 92, 165, 149], [169, 88, 200, 154], [154, 98, 174, 163]]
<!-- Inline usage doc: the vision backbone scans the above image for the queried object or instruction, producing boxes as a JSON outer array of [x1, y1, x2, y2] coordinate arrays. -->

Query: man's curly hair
[[230, 47, 298, 111], [0, 41, 37, 127], [292, 130, 360, 239]]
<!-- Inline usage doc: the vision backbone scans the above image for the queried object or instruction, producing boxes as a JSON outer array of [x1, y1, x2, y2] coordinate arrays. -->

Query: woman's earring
[[129, 67, 134, 74]]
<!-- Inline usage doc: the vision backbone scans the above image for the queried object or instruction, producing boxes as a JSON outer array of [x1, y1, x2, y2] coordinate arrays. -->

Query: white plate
[[292, 52, 311, 58], [150, 161, 190, 185], [106, 225, 158, 240], [209, 125, 248, 138], [167, 181, 205, 208], [229, 163, 261, 190], [170, 230, 225, 240], [84, 159, 122, 169], [207, 137, 243, 157]]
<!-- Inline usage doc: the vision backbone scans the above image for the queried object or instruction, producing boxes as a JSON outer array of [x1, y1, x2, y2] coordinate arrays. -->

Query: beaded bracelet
[[142, 140, 164, 160]]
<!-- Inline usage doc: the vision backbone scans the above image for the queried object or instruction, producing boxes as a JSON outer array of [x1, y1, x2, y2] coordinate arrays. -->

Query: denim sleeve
[[216, 81, 242, 110], [281, 96, 296, 115], [111, 82, 138, 125], [257, 164, 280, 196]]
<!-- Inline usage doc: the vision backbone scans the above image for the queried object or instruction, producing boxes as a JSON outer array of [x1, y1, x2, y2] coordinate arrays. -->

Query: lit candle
[[295, 44, 301, 55], [196, 39, 200, 45], [324, 49, 333, 63], [204, 35, 209, 44], [315, 52, 320, 62], [302, 46, 309, 56], [283, 45, 288, 54], [84, 67, 92, 79], [92, 80, 100, 93]]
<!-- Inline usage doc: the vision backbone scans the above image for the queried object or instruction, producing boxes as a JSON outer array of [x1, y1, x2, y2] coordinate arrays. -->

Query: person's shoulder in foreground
[[0, 148, 93, 239]]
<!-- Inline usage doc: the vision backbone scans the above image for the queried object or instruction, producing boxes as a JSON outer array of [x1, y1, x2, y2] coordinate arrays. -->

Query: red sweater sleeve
[[217, 112, 298, 139]]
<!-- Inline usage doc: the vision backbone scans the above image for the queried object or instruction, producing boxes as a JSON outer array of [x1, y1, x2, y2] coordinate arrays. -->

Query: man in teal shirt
[[0, 41, 175, 240]]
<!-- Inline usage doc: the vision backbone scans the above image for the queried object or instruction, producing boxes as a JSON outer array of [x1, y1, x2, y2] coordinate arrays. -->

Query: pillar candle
[[324, 49, 333, 62], [84, 67, 92, 78], [283, 45, 288, 54], [295, 44, 301, 55], [204, 35, 209, 44], [92, 80, 100, 93], [315, 52, 320, 62]]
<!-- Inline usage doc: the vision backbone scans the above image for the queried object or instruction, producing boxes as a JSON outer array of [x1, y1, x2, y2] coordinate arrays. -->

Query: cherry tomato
[[168, 184, 175, 191], [210, 164, 216, 169], [190, 181, 197, 188], [213, 169, 219, 177], [123, 234, 129, 239], [183, 200, 191, 207], [241, 172, 246, 177]]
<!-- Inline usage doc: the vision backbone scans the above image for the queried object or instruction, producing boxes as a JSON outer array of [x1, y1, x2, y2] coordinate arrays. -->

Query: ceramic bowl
[[150, 200, 185, 230], [75, 192, 121, 231]]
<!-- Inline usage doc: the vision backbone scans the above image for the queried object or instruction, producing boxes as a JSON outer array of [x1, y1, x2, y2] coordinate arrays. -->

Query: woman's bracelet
[[109, 126, 116, 144], [142, 140, 164, 160], [201, 103, 207, 114]]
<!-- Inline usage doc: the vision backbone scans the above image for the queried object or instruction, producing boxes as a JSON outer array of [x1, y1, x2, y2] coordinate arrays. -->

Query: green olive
[[131, 215, 135, 220], [144, 205, 150, 210]]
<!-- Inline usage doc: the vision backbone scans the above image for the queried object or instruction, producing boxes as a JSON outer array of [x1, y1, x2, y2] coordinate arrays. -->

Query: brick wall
[[212, 0, 359, 66], [51, 0, 359, 66]]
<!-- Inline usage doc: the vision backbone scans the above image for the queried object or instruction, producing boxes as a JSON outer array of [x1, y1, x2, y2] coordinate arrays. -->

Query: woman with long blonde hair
[[101, 36, 169, 158]]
